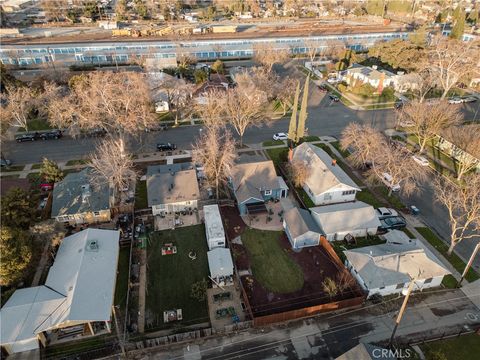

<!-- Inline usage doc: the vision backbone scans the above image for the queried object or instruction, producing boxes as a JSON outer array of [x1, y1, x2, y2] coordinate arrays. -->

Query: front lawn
[[18, 118, 52, 132], [356, 188, 385, 208], [262, 140, 285, 147], [266, 148, 288, 168], [135, 180, 148, 209], [146, 225, 210, 329], [1, 165, 24, 172], [65, 159, 88, 166], [242, 228, 304, 293], [420, 333, 480, 360], [415, 227, 479, 282]]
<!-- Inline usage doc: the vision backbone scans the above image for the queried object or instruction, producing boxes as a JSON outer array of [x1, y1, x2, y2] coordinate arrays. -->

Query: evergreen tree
[[296, 76, 309, 142], [194, 69, 208, 84], [211, 59, 225, 74], [287, 81, 300, 144], [467, 8, 479, 24], [40, 158, 64, 183], [0, 227, 32, 286], [1, 188, 34, 229], [450, 8, 465, 39]]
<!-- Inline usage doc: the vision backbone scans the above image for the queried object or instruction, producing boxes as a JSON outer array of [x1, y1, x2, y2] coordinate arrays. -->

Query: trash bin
[[410, 205, 420, 215]]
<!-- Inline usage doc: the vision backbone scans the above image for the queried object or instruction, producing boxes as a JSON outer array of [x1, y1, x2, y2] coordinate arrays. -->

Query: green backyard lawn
[[242, 228, 304, 293], [146, 225, 210, 330], [114, 247, 130, 312], [135, 180, 148, 210], [420, 333, 480, 360]]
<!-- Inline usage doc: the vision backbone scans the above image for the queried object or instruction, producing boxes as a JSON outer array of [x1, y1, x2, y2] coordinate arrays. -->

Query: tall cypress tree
[[450, 8, 466, 39], [296, 75, 310, 143], [287, 81, 300, 144]]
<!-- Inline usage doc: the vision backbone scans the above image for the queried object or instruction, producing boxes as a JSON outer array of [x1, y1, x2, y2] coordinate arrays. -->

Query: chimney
[[331, 159, 337, 166]]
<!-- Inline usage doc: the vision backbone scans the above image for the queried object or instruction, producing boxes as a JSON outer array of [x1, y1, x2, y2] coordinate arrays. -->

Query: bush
[[356, 83, 377, 97], [337, 83, 348, 93], [379, 87, 396, 102]]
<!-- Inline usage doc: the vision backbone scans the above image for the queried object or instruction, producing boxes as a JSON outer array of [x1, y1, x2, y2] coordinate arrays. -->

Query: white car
[[273, 132, 288, 141], [376, 207, 399, 218], [380, 172, 401, 192], [448, 97, 463, 104], [412, 155, 429, 167]]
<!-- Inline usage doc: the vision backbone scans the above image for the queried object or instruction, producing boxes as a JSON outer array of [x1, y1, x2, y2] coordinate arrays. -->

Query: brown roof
[[0, 178, 30, 197]]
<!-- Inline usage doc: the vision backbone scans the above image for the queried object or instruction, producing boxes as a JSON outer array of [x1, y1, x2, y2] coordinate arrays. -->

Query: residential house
[[204, 204, 226, 250], [344, 238, 450, 298], [51, 168, 111, 225], [311, 201, 381, 241], [147, 163, 200, 215], [230, 160, 288, 215], [437, 126, 480, 173], [292, 143, 361, 206], [345, 64, 396, 89], [0, 229, 120, 356], [283, 207, 324, 249], [193, 73, 230, 105], [207, 247, 234, 288], [335, 343, 396, 360]]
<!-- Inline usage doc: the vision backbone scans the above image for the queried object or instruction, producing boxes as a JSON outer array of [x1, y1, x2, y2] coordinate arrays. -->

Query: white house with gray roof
[[283, 207, 324, 249], [147, 163, 200, 215], [51, 168, 111, 225], [311, 201, 381, 241], [344, 240, 450, 298], [0, 229, 120, 356], [292, 143, 360, 206]]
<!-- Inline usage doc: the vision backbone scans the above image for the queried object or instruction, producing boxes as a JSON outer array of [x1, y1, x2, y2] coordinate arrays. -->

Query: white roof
[[292, 143, 360, 195], [0, 229, 120, 352], [207, 248, 234, 278], [311, 201, 381, 235], [204, 205, 225, 242], [344, 242, 450, 290]]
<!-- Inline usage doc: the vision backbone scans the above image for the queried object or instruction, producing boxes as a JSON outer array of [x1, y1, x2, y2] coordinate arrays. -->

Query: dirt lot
[[221, 205, 364, 317]]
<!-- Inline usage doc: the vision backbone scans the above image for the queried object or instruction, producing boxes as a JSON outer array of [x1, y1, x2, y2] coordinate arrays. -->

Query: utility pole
[[389, 279, 416, 348], [458, 243, 480, 287]]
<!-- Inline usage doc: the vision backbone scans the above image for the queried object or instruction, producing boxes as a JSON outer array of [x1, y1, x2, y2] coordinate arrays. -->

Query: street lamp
[[388, 278, 417, 349]]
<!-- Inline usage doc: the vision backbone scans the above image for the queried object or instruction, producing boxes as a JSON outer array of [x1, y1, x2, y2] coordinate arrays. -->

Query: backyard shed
[[204, 205, 226, 250], [207, 248, 234, 288], [283, 207, 324, 249], [310, 201, 381, 241]]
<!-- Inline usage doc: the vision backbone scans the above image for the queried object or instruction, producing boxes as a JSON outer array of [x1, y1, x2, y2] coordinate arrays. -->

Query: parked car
[[40, 183, 54, 191], [156, 143, 177, 152], [15, 133, 38, 142], [379, 216, 407, 231], [412, 155, 429, 167], [318, 84, 328, 92], [145, 124, 168, 132], [463, 96, 477, 103], [448, 97, 463, 104], [376, 207, 399, 218], [394, 101, 404, 109], [273, 132, 288, 141], [0, 159, 12, 167], [85, 128, 107, 137], [380, 172, 401, 192], [39, 130, 62, 140], [329, 94, 340, 102]]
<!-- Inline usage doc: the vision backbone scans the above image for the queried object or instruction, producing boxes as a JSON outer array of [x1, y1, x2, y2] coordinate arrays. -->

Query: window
[[324, 193, 332, 201], [379, 286, 385, 290], [217, 242, 224, 246], [93, 211, 100, 216], [396, 283, 404, 290], [264, 189, 272, 196], [424, 278, 433, 284], [342, 190, 356, 196]]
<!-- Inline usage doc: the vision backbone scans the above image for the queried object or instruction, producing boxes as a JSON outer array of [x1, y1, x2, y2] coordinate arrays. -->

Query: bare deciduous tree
[[193, 89, 226, 129], [155, 74, 195, 125], [223, 82, 267, 147], [287, 159, 310, 187], [397, 69, 436, 102], [434, 175, 480, 255], [398, 99, 462, 152], [0, 85, 38, 131], [340, 123, 386, 168], [46, 72, 156, 136], [367, 144, 428, 197], [192, 126, 236, 200], [304, 39, 319, 63], [440, 125, 480, 181], [274, 77, 297, 115], [253, 42, 290, 73], [429, 36, 479, 99], [89, 137, 137, 206]]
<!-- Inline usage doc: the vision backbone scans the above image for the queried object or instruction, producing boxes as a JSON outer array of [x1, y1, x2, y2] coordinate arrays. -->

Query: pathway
[[138, 248, 147, 333]]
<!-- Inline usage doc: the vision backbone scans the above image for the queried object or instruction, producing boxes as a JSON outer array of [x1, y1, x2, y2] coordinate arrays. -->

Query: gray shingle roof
[[230, 160, 280, 204], [51, 168, 110, 217], [284, 207, 323, 239], [147, 168, 200, 206], [146, 162, 194, 177], [293, 143, 360, 195]]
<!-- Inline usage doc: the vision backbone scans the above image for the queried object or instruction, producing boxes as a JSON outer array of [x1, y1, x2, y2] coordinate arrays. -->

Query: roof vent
[[81, 184, 91, 203], [86, 239, 99, 252]]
